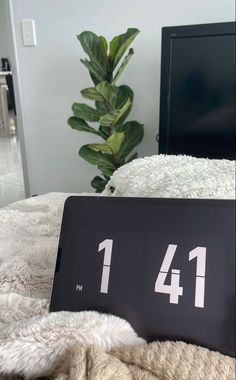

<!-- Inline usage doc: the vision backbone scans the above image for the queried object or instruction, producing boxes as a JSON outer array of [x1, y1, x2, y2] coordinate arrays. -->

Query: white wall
[[11, 0, 235, 195]]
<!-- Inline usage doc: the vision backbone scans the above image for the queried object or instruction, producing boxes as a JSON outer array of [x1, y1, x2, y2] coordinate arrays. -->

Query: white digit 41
[[155, 244, 206, 308]]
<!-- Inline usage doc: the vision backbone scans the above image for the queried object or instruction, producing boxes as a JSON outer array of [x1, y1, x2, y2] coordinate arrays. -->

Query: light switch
[[21, 20, 37, 46]]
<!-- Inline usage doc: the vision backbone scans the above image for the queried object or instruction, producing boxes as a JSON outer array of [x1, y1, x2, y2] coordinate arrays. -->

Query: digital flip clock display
[[97, 240, 206, 308], [50, 197, 235, 357]]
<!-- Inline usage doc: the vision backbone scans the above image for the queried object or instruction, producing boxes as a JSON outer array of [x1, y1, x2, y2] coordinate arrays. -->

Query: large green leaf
[[116, 121, 144, 161], [79, 145, 116, 168], [95, 84, 133, 124], [99, 97, 132, 127], [91, 176, 108, 193], [95, 83, 133, 119], [98, 164, 114, 178], [90, 131, 128, 179], [95, 101, 110, 117], [68, 117, 101, 136], [88, 132, 125, 155], [88, 143, 113, 154], [109, 36, 119, 63], [77, 31, 107, 77], [106, 131, 125, 154], [99, 36, 108, 63], [109, 28, 139, 69], [108, 85, 133, 127], [112, 85, 133, 109], [72, 103, 100, 122], [81, 82, 117, 107], [80, 59, 105, 84], [99, 125, 110, 139], [96, 81, 116, 105], [80, 87, 104, 101], [112, 48, 134, 85]]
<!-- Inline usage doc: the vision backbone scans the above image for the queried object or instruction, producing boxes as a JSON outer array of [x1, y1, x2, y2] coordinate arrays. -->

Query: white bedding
[[0, 193, 144, 377], [103, 154, 236, 198]]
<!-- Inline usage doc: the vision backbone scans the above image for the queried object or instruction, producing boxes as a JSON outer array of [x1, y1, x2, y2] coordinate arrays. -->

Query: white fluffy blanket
[[0, 155, 235, 378], [103, 154, 236, 198], [0, 193, 144, 378]]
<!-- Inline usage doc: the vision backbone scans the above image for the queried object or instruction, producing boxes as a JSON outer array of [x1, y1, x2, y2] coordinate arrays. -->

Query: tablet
[[50, 196, 235, 357]]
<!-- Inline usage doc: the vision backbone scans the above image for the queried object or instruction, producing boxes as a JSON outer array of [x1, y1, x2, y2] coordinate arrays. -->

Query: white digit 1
[[189, 247, 206, 308], [98, 239, 113, 293], [155, 244, 183, 304]]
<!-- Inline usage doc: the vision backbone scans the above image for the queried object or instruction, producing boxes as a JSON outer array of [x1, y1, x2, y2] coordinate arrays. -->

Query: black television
[[158, 22, 236, 160]]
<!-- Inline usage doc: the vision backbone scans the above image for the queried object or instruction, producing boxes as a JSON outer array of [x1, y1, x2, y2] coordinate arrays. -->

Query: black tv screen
[[158, 22, 236, 159]]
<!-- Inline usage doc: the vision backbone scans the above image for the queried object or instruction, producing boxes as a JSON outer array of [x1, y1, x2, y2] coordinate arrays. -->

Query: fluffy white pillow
[[103, 155, 235, 199]]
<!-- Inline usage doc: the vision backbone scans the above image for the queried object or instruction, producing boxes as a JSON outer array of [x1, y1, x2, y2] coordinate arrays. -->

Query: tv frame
[[158, 21, 236, 158]]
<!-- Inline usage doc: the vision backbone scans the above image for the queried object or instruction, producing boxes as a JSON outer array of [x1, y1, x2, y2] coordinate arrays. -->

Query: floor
[[0, 114, 25, 208]]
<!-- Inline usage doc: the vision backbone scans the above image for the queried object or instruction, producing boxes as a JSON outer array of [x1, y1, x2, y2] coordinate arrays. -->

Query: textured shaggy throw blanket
[[103, 154, 236, 198], [0, 193, 144, 378], [0, 155, 235, 378], [1, 341, 235, 379], [46, 341, 236, 380]]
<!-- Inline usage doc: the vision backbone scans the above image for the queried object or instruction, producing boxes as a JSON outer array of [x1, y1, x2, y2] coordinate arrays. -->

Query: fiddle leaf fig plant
[[68, 28, 144, 192]]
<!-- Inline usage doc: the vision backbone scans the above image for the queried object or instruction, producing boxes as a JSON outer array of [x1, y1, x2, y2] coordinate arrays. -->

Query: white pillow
[[103, 155, 235, 199]]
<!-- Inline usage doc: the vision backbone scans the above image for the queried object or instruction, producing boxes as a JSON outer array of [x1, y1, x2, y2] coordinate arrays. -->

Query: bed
[[0, 154, 235, 379]]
